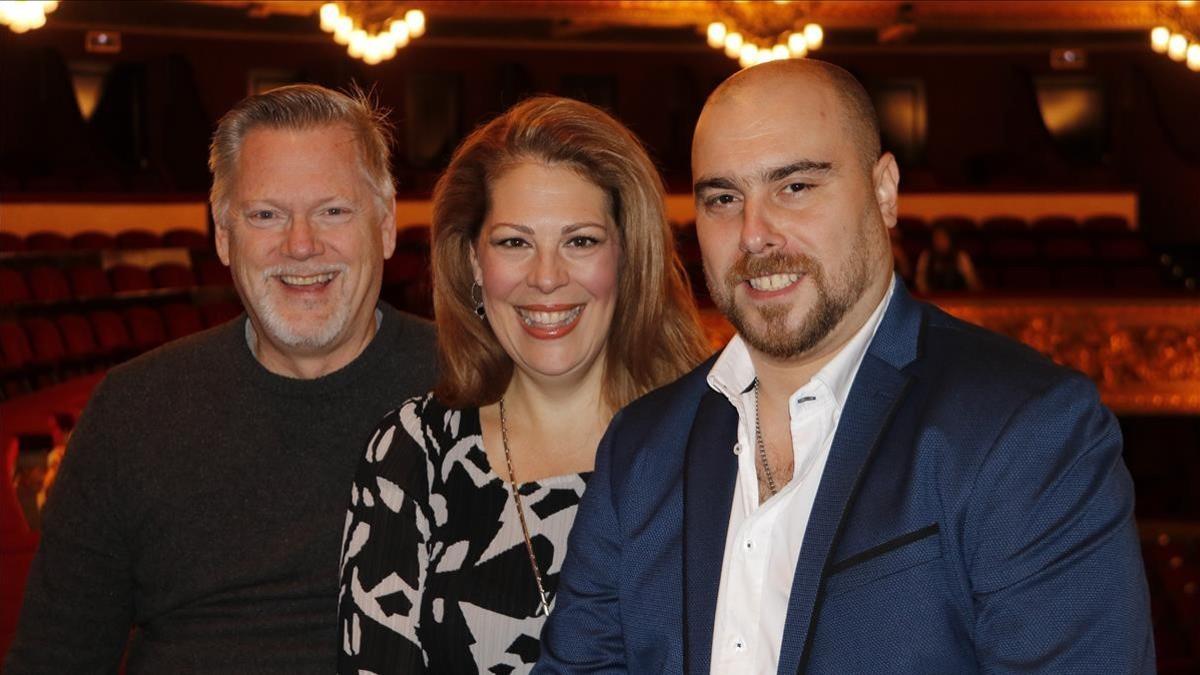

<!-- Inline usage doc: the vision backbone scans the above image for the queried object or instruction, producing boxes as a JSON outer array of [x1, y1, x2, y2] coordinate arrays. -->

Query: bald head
[[700, 59, 881, 171]]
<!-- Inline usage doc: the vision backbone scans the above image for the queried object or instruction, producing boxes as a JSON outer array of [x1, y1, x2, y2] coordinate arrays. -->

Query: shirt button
[[733, 637, 746, 652], [733, 443, 742, 455], [744, 538, 755, 551]]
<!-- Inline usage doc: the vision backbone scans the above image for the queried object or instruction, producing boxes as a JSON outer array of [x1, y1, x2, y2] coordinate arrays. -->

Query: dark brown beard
[[705, 242, 870, 360]]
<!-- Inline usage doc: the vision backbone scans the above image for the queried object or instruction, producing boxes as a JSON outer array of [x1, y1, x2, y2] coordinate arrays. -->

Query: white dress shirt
[[706, 279, 894, 674]]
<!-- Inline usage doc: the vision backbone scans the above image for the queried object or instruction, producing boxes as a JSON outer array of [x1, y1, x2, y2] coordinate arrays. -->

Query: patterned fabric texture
[[338, 393, 588, 674]]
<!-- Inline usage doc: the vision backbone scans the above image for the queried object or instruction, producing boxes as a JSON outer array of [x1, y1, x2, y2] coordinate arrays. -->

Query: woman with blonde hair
[[337, 96, 709, 673]]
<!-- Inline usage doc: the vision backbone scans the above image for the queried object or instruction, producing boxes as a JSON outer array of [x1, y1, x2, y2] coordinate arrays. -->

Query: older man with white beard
[[6, 85, 436, 674]]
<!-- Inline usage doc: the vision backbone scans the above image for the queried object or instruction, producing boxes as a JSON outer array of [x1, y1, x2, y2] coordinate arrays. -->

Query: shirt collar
[[707, 274, 896, 411]]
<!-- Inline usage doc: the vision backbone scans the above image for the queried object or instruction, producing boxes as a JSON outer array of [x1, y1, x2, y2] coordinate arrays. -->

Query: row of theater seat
[[0, 259, 232, 307], [0, 229, 210, 253], [0, 302, 241, 397]]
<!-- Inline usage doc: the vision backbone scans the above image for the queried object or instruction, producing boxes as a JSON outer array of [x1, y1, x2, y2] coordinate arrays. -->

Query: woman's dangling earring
[[471, 282, 486, 320]]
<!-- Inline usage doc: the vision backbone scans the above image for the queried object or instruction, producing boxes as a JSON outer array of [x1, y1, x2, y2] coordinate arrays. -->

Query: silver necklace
[[497, 397, 553, 617], [754, 379, 781, 498]]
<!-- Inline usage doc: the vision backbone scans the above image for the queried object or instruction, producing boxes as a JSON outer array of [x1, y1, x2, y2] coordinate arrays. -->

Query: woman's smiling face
[[472, 160, 620, 385]]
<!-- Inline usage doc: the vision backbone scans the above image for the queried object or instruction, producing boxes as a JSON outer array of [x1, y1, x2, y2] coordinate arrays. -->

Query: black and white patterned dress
[[337, 393, 588, 674]]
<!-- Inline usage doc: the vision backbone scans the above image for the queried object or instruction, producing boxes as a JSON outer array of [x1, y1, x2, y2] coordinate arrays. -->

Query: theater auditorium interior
[[1, 0, 1199, 669]]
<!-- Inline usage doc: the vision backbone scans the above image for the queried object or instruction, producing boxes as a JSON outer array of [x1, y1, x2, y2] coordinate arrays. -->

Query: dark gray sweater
[[6, 303, 436, 674]]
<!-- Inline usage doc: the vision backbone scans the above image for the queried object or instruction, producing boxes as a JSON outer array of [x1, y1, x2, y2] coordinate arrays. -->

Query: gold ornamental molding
[[700, 296, 1200, 415], [936, 297, 1200, 415]]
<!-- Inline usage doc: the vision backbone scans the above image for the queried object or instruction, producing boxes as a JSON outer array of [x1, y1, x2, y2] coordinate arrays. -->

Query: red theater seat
[[88, 310, 133, 354], [0, 322, 33, 370], [1083, 215, 1132, 233], [24, 231, 70, 252], [1053, 264, 1108, 291], [195, 256, 233, 287], [980, 216, 1028, 233], [201, 301, 242, 327], [69, 231, 116, 250], [68, 265, 113, 299], [1041, 235, 1094, 261], [1111, 264, 1164, 291], [55, 314, 99, 360], [109, 264, 154, 293], [22, 317, 66, 366], [930, 215, 977, 233], [162, 303, 204, 340], [0, 269, 31, 306], [1096, 234, 1151, 263], [1031, 215, 1079, 233], [151, 263, 196, 289], [26, 266, 72, 303], [162, 229, 210, 250], [115, 229, 161, 249], [999, 264, 1053, 290], [0, 232, 25, 252], [987, 236, 1039, 262], [123, 306, 166, 349]]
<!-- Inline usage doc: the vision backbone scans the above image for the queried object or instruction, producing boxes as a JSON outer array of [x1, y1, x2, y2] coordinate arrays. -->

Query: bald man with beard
[[536, 60, 1153, 674]]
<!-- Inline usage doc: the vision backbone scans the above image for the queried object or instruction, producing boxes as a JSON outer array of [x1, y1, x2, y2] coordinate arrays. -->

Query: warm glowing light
[[738, 43, 758, 68], [377, 32, 398, 58], [348, 29, 368, 58], [803, 23, 824, 50], [333, 15, 353, 44], [405, 9, 425, 38], [707, 21, 727, 49], [1189, 43, 1200, 70], [1179, 0, 1196, 7], [772, 43, 789, 60], [319, 3, 339, 32], [0, 0, 58, 33], [389, 18, 410, 47], [786, 32, 808, 57], [1151, 26, 1171, 53], [724, 31, 743, 58], [1169, 33, 1189, 61]]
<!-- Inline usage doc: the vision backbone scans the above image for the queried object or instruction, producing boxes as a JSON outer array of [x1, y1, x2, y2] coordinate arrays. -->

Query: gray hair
[[208, 84, 396, 227]]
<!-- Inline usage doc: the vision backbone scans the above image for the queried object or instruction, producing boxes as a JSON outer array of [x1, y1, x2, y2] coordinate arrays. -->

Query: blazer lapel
[[682, 388, 739, 675], [777, 281, 923, 675]]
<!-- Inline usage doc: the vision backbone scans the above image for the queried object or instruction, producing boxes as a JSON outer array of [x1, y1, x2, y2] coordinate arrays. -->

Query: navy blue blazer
[[537, 282, 1153, 674]]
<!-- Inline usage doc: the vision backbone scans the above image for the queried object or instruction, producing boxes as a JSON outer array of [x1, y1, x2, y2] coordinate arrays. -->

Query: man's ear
[[873, 152, 900, 229], [214, 221, 232, 266], [380, 202, 397, 260]]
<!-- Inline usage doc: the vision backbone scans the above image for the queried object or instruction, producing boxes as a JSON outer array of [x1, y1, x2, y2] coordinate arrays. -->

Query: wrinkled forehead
[[692, 76, 851, 179]]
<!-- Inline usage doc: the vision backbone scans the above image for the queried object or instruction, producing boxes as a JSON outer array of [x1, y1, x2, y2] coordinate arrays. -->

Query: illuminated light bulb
[[804, 22, 824, 50], [333, 15, 354, 45], [1169, 33, 1189, 61], [756, 49, 776, 65], [363, 36, 385, 64], [1189, 43, 1200, 70], [377, 31, 398, 58], [1151, 26, 1171, 53], [772, 43, 790, 60], [319, 3, 339, 32], [44, 1, 58, 11], [787, 31, 808, 57], [390, 18, 410, 43], [724, 31, 743, 58], [405, 9, 425, 38], [739, 43, 758, 68], [348, 29, 368, 58], [707, 22, 727, 49]]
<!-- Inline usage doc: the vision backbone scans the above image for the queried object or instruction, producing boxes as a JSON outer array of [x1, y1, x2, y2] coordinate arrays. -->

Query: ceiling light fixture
[[0, 0, 58, 34], [318, 2, 425, 65], [702, 1, 824, 69], [1151, 1, 1200, 72]]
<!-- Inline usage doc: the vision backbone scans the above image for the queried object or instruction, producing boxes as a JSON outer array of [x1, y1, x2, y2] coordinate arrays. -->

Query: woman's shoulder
[[368, 392, 480, 465]]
